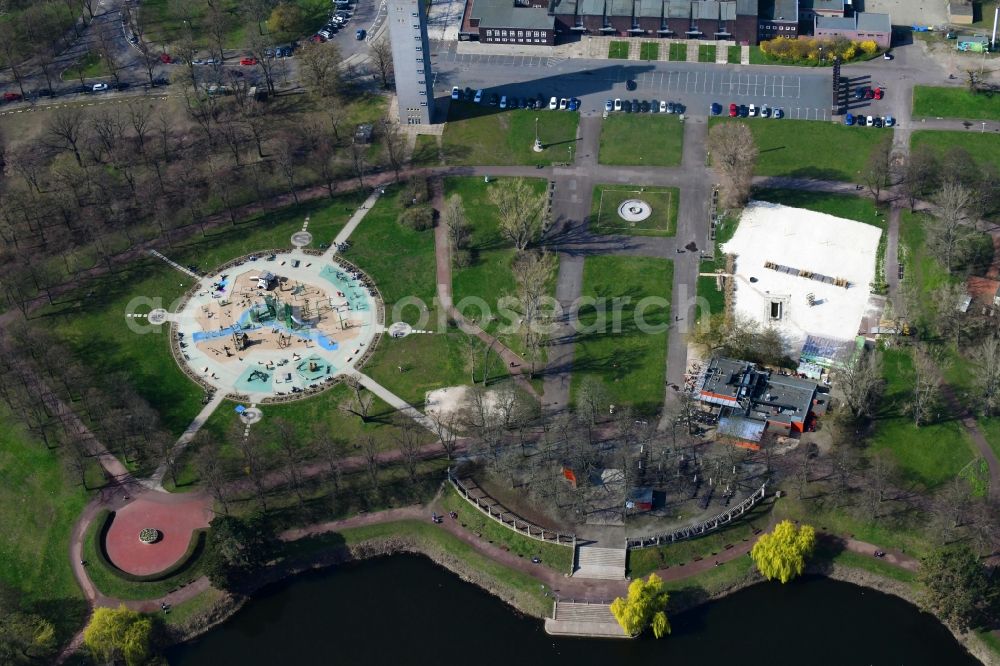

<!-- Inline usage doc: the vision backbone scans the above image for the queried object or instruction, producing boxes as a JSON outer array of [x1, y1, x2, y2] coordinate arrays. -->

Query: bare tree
[[859, 450, 896, 521], [298, 41, 342, 98], [707, 122, 758, 208], [274, 418, 307, 507], [341, 377, 375, 422], [369, 37, 393, 89], [431, 411, 460, 460], [96, 26, 124, 87], [46, 110, 86, 166], [901, 145, 939, 209], [927, 182, 976, 273], [235, 429, 270, 511], [360, 435, 381, 491], [195, 444, 232, 514], [930, 282, 968, 345], [973, 336, 1000, 416], [910, 349, 940, 427], [835, 347, 883, 420], [443, 193, 470, 262], [488, 178, 545, 251], [513, 250, 556, 376], [861, 135, 892, 204], [394, 414, 422, 482], [381, 118, 405, 183]]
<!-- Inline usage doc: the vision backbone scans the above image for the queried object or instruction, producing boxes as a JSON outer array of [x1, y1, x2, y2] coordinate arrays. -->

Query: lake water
[[166, 554, 977, 666]]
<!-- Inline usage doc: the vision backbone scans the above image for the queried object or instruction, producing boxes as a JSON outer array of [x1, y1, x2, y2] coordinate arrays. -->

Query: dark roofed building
[[547, 0, 757, 42], [798, 0, 843, 18], [697, 357, 825, 449], [757, 0, 798, 41], [468, 0, 556, 44]]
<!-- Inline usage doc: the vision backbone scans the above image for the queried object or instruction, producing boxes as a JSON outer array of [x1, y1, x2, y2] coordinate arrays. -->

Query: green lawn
[[912, 86, 1000, 122], [975, 417, 1000, 464], [753, 188, 885, 229], [872, 348, 977, 488], [346, 186, 437, 325], [0, 411, 91, 640], [438, 485, 573, 573], [748, 46, 766, 64], [728, 45, 741, 64], [589, 184, 679, 236], [282, 519, 551, 617], [411, 134, 441, 166], [697, 214, 738, 320], [61, 51, 104, 81], [608, 40, 629, 59], [911, 130, 1000, 173], [447, 176, 555, 357], [598, 114, 684, 167], [442, 106, 579, 166], [639, 42, 659, 61], [712, 118, 886, 181], [699, 45, 716, 62], [973, 0, 1000, 27], [46, 192, 365, 437], [668, 42, 687, 61], [898, 210, 960, 329], [571, 256, 672, 414], [364, 325, 510, 406]]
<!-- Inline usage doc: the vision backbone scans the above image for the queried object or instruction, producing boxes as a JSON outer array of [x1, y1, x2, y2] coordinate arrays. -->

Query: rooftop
[[698, 357, 820, 429], [759, 0, 798, 21], [472, 0, 556, 28], [856, 11, 891, 32], [815, 14, 854, 29]]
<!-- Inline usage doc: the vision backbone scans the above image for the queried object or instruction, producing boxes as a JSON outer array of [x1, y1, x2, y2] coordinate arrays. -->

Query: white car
[[659, 100, 667, 113], [558, 97, 568, 110], [866, 115, 875, 126], [92, 82, 109, 92], [613, 98, 622, 111], [318, 28, 333, 39], [548, 96, 558, 110], [499, 95, 507, 109], [748, 104, 757, 117], [474, 89, 484, 103], [759, 104, 770, 118], [451, 86, 460, 100]]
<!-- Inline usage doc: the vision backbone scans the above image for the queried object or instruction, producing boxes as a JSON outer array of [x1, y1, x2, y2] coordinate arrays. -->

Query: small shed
[[625, 487, 653, 512], [948, 2, 974, 25]]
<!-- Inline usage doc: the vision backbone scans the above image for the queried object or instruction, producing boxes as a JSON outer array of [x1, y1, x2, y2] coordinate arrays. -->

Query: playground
[[172, 255, 381, 401]]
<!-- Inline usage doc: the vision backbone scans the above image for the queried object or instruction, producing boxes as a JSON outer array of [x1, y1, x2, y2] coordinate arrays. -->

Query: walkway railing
[[624, 483, 768, 549], [446, 468, 575, 547]]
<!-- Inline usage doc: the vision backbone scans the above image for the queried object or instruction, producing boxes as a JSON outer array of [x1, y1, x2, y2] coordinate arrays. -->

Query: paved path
[[149, 392, 226, 489], [348, 369, 452, 437], [329, 189, 383, 254]]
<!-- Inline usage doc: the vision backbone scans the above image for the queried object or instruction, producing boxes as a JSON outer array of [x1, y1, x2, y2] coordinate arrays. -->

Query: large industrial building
[[388, 0, 435, 125], [460, 0, 887, 47]]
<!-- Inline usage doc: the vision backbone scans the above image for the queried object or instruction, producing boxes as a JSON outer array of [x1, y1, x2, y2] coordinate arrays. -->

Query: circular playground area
[[171, 253, 381, 401], [104, 494, 213, 577]]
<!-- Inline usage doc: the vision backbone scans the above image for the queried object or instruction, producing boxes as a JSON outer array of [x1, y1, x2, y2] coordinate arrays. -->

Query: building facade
[[466, 0, 556, 44], [813, 11, 891, 48], [756, 0, 798, 42], [388, 0, 434, 125], [547, 0, 758, 43]]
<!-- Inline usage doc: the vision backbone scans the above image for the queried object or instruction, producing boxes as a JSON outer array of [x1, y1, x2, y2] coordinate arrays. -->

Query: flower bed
[[139, 528, 161, 544]]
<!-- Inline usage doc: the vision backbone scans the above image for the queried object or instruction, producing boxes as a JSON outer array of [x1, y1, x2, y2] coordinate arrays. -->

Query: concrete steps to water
[[545, 601, 627, 638], [572, 545, 627, 580]]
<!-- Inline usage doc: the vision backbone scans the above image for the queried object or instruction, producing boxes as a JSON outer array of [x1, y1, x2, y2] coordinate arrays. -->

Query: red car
[[310, 33, 325, 43], [240, 57, 257, 66], [2, 92, 22, 102], [159, 53, 172, 63], [873, 87, 884, 100], [729, 103, 738, 117], [863, 87, 874, 100]]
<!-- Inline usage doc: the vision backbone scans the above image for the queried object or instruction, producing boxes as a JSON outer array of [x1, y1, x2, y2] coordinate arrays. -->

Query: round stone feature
[[139, 528, 161, 544], [148, 308, 168, 325], [618, 199, 652, 223], [240, 407, 263, 425], [388, 322, 413, 338], [291, 231, 313, 247]]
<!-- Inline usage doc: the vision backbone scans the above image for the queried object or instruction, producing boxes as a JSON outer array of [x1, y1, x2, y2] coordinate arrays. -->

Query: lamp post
[[533, 116, 543, 152], [818, 45, 824, 65]]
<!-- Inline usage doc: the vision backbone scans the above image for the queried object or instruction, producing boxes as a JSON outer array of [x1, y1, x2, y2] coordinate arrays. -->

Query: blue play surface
[[319, 265, 370, 312]]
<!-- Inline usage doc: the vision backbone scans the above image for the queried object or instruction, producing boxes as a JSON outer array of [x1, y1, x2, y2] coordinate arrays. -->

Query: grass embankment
[[0, 411, 92, 641], [571, 255, 672, 414], [608, 41, 629, 59], [448, 176, 557, 358], [711, 118, 885, 181], [699, 45, 715, 62], [639, 42, 659, 61], [438, 485, 574, 573], [61, 51, 104, 81], [669, 42, 687, 61], [697, 213, 738, 320], [283, 519, 552, 617], [442, 106, 580, 166], [598, 114, 684, 167], [590, 184, 679, 236], [912, 86, 1000, 122]]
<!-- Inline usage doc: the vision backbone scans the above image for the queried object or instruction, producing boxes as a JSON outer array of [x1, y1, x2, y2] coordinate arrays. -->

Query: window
[[487, 29, 492, 35], [517, 30, 523, 37], [502, 29, 508, 35]]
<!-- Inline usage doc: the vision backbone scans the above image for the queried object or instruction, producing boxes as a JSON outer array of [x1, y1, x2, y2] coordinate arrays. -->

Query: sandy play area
[[722, 201, 882, 349], [173, 255, 380, 400], [425, 385, 501, 420]]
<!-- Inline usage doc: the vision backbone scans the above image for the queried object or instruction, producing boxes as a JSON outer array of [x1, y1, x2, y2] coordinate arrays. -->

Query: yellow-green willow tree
[[610, 573, 671, 638], [751, 520, 817, 583]]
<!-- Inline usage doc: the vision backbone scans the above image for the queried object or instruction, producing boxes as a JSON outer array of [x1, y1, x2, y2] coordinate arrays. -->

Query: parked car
[[568, 97, 580, 111], [866, 115, 875, 126], [658, 100, 667, 113], [773, 107, 783, 119], [884, 115, 895, 127], [310, 33, 326, 42], [489, 93, 499, 106], [748, 103, 757, 117], [864, 87, 874, 100], [738, 104, 749, 117], [622, 99, 632, 113], [605, 99, 613, 112], [844, 113, 855, 126], [873, 87, 884, 100], [855, 86, 868, 100], [626, 79, 637, 91], [760, 104, 770, 118], [729, 103, 738, 117], [159, 53, 172, 63], [650, 99, 659, 112], [92, 82, 109, 92], [499, 95, 507, 109], [451, 86, 460, 100], [475, 89, 484, 103], [710, 102, 722, 115], [355, 29, 366, 40], [873, 116, 883, 128], [464, 87, 474, 100], [666, 102, 676, 114], [613, 98, 622, 111], [636, 100, 647, 112], [240, 57, 257, 66], [2, 91, 22, 102], [883, 52, 893, 60]]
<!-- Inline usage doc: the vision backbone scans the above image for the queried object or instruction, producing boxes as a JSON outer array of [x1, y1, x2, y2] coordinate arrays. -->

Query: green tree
[[83, 605, 152, 666], [203, 514, 275, 590], [0, 612, 56, 664], [267, 3, 304, 35], [610, 573, 671, 638], [750, 520, 816, 583], [918, 545, 999, 632]]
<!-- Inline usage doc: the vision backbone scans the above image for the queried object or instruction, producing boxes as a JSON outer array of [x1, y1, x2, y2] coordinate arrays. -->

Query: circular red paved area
[[105, 493, 212, 577]]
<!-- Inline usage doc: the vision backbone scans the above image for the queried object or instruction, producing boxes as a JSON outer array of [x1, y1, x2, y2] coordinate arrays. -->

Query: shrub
[[399, 176, 430, 207], [859, 40, 878, 55], [398, 204, 434, 231]]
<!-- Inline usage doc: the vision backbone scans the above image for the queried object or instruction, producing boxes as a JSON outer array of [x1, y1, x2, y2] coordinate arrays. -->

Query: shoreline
[[162, 529, 998, 666]]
